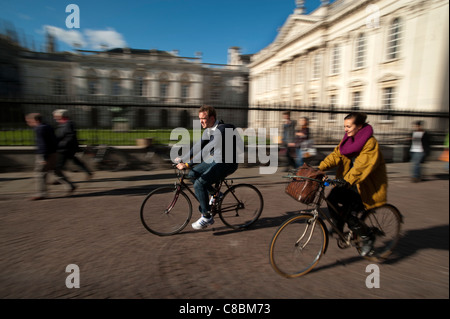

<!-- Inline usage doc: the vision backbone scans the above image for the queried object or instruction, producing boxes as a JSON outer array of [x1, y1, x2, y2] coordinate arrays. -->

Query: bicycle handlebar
[[283, 174, 346, 187]]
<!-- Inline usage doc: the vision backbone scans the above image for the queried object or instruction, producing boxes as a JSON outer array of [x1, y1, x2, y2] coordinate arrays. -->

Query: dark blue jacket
[[34, 123, 57, 159], [184, 120, 243, 166]]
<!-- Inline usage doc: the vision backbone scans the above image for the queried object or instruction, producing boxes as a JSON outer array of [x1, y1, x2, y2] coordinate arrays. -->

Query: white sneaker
[[192, 215, 215, 230]]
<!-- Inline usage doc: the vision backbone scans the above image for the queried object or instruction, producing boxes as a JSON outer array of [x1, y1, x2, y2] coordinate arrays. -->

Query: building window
[[111, 81, 121, 96], [159, 73, 170, 102], [382, 87, 395, 120], [329, 94, 337, 120], [160, 83, 168, 101], [352, 91, 362, 110], [110, 71, 121, 96], [180, 74, 190, 103], [331, 44, 341, 75], [86, 69, 98, 95], [313, 53, 321, 79], [210, 75, 221, 102], [181, 84, 189, 102], [297, 58, 304, 83], [88, 80, 97, 95], [53, 77, 66, 95], [387, 18, 402, 60], [354, 33, 366, 69], [281, 63, 290, 87], [134, 76, 144, 96]]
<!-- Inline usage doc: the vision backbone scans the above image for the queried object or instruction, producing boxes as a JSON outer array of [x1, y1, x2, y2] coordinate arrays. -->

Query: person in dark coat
[[53, 109, 93, 180], [409, 120, 431, 182], [25, 113, 75, 200]]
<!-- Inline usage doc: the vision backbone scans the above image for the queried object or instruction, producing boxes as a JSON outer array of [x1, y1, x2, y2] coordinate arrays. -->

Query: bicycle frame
[[286, 175, 358, 247], [174, 170, 234, 211]]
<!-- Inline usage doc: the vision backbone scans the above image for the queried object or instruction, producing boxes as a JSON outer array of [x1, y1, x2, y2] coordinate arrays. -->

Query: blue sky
[[1, 0, 330, 64]]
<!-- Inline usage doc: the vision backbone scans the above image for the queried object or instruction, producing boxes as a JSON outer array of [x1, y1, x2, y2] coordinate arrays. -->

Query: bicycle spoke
[[140, 187, 192, 236], [270, 215, 327, 278], [219, 184, 263, 229]]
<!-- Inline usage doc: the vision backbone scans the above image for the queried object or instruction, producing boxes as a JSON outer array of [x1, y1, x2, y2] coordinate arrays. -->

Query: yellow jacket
[[318, 137, 387, 210]]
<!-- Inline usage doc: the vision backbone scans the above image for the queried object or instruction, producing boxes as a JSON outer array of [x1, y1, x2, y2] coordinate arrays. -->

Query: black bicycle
[[81, 144, 128, 171], [140, 166, 264, 236], [269, 173, 403, 278]]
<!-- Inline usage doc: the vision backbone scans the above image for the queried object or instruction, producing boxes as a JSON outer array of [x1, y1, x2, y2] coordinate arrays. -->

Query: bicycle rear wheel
[[269, 214, 328, 278], [218, 184, 263, 229], [100, 148, 128, 171], [140, 186, 192, 236], [360, 204, 402, 261]]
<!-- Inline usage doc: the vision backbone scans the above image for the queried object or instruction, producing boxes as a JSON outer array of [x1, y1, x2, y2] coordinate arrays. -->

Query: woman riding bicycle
[[318, 112, 388, 256]]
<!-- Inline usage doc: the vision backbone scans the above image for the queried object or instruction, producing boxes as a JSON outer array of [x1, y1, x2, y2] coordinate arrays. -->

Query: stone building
[[5, 32, 250, 129], [249, 0, 449, 136]]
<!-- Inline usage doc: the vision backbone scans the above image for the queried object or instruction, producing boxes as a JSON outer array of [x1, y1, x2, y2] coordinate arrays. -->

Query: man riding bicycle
[[176, 105, 241, 230]]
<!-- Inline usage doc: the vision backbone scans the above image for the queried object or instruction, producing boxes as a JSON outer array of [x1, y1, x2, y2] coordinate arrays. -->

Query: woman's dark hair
[[344, 112, 367, 126]]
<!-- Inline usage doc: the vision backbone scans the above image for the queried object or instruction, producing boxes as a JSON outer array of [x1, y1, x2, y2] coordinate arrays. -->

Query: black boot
[[347, 214, 374, 256]]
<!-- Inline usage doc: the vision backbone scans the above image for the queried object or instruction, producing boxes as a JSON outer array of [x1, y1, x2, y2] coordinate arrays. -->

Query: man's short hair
[[53, 109, 69, 118], [26, 113, 42, 122], [198, 105, 216, 119]]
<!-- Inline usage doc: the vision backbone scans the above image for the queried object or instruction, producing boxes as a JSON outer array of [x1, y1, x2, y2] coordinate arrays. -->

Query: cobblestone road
[[0, 162, 448, 300]]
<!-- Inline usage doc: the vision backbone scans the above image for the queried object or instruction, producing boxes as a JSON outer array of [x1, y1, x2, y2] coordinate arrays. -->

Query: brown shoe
[[29, 196, 46, 201]]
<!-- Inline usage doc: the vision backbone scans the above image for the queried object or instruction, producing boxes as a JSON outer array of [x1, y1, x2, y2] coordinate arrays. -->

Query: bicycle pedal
[[337, 238, 350, 249]]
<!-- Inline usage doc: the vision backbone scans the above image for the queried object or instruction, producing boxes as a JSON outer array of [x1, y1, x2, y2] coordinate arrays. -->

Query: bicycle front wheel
[[218, 184, 263, 229], [360, 204, 402, 261], [140, 186, 192, 236], [269, 214, 328, 278]]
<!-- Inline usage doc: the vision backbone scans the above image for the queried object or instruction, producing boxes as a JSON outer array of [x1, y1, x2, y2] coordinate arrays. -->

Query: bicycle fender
[[361, 203, 404, 224], [300, 213, 330, 255]]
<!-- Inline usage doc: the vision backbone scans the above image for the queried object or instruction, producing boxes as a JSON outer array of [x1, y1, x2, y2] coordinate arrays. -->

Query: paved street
[[0, 161, 448, 300]]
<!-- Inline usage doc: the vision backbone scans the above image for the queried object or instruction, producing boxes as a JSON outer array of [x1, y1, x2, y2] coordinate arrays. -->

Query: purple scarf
[[339, 124, 373, 158]]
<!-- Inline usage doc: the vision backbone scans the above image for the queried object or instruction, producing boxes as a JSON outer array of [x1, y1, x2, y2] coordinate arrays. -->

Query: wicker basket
[[285, 164, 325, 205]]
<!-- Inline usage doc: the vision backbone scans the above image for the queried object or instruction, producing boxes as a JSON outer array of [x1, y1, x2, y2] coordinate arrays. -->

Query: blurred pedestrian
[[53, 109, 93, 180], [294, 116, 313, 168], [25, 113, 76, 200], [281, 111, 297, 170], [409, 120, 431, 182], [438, 132, 449, 171]]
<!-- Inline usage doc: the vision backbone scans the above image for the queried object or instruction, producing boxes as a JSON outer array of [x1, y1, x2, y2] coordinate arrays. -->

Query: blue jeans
[[187, 161, 238, 216], [295, 148, 304, 168], [410, 151, 425, 179]]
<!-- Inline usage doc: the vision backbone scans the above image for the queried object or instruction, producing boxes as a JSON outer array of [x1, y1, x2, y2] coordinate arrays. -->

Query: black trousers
[[326, 186, 366, 235], [56, 151, 92, 175]]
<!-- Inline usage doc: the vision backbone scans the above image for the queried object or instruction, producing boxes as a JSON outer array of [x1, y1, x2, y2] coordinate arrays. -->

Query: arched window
[[110, 70, 121, 96], [159, 72, 170, 102], [52, 71, 66, 95], [387, 18, 402, 60], [86, 69, 99, 95], [179, 74, 190, 103], [133, 70, 146, 96], [354, 33, 366, 69]]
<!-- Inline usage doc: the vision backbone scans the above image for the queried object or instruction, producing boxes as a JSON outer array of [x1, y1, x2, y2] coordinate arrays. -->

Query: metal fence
[[0, 97, 448, 147]]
